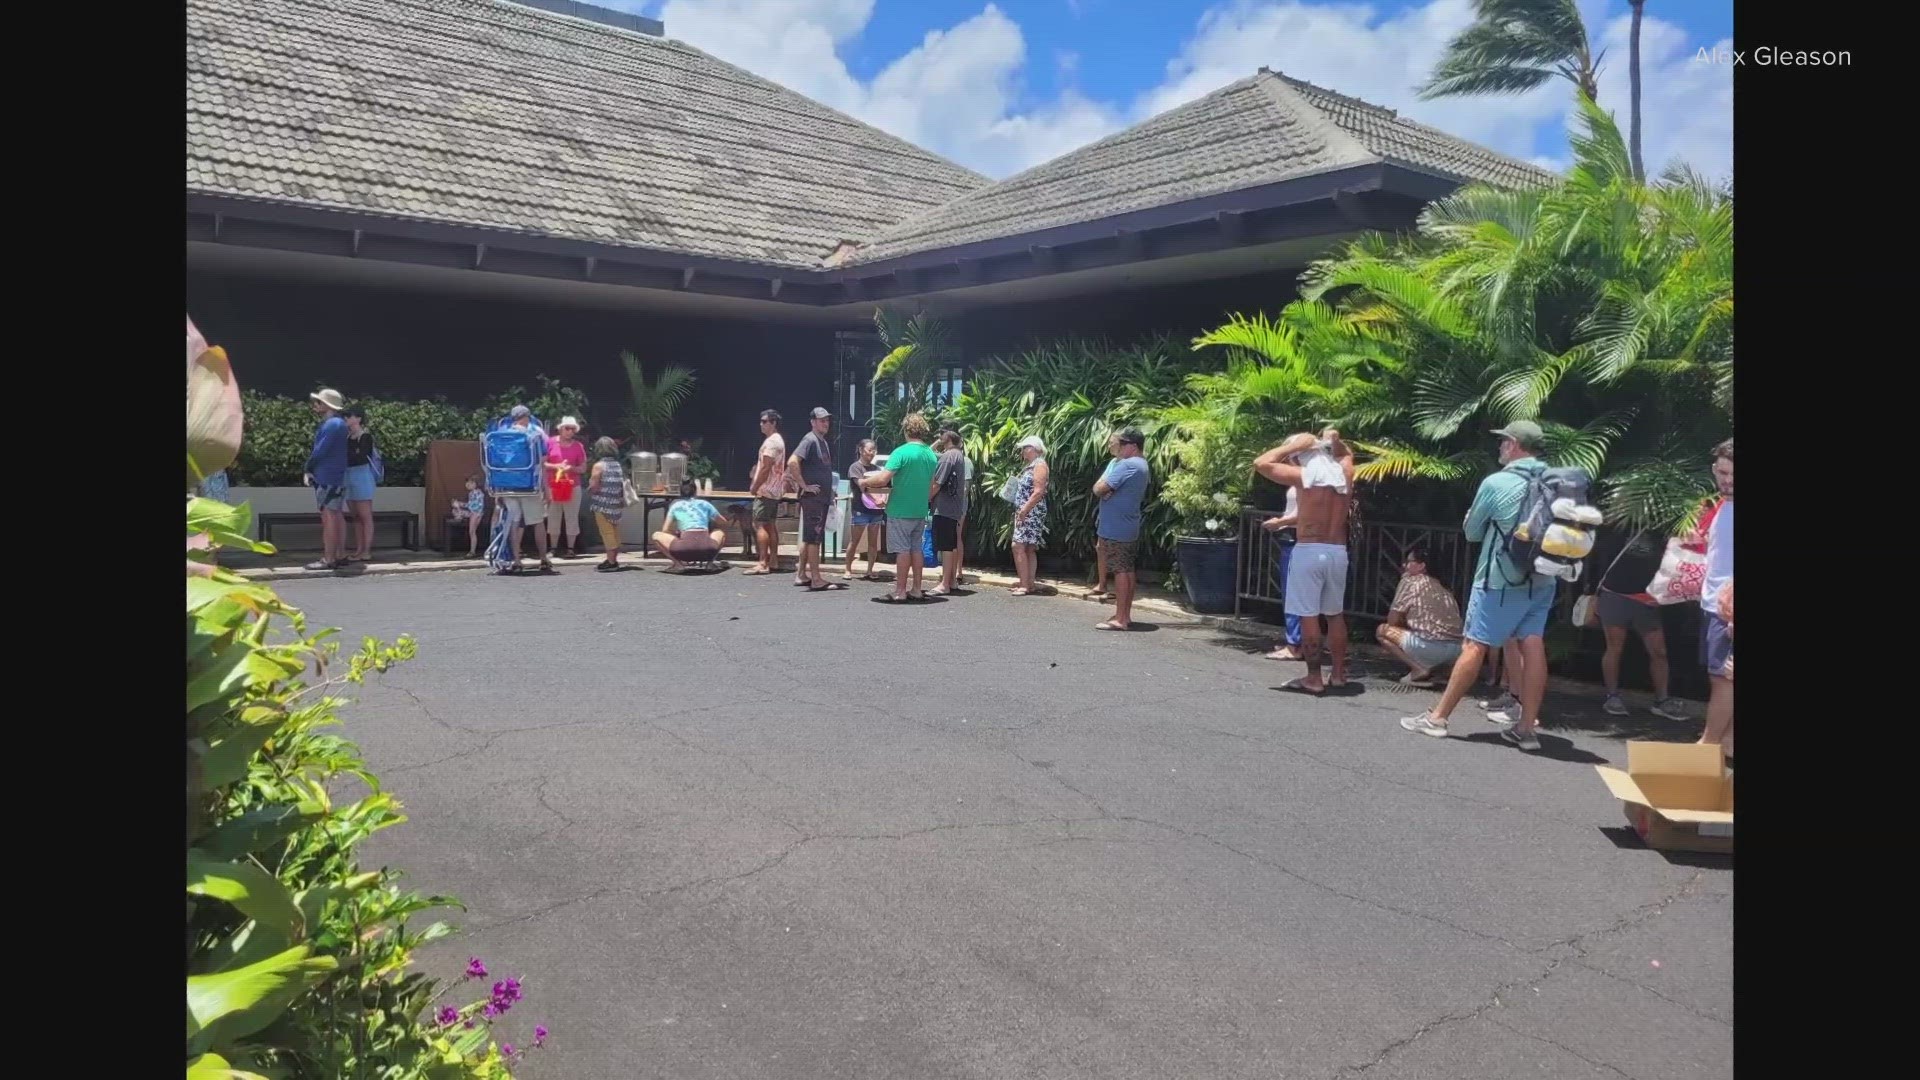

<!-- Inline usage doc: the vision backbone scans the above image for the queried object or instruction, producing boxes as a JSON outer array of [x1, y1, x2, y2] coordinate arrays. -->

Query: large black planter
[[1175, 536, 1240, 614]]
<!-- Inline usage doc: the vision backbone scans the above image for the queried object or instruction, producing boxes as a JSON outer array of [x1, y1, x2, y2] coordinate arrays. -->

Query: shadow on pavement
[[1456, 730, 1611, 764], [1598, 827, 1736, 871]]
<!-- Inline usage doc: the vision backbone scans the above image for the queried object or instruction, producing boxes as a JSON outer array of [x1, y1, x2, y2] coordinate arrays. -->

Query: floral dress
[[1012, 459, 1048, 545]]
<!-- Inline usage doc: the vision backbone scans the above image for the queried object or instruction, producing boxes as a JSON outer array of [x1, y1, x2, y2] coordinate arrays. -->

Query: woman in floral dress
[[1009, 436, 1050, 595]]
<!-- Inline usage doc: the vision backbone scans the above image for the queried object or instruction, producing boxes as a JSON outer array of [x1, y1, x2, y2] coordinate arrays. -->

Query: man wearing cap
[[489, 406, 554, 574], [1401, 420, 1555, 750], [787, 407, 844, 591], [302, 388, 351, 571], [744, 409, 786, 575]]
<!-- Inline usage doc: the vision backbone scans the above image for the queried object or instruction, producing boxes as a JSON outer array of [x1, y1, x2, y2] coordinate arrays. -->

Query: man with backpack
[[1401, 420, 1558, 750], [485, 405, 554, 575]]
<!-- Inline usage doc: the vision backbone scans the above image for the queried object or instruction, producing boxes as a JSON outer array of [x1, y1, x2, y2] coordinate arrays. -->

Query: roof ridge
[[1270, 68, 1556, 182], [1252, 68, 1379, 172]]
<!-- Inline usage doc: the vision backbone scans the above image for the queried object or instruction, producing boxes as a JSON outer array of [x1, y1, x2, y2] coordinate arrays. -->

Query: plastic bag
[[1646, 538, 1707, 605]]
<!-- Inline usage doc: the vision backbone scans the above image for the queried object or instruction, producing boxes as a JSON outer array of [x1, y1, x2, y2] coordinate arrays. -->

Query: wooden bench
[[259, 511, 420, 551]]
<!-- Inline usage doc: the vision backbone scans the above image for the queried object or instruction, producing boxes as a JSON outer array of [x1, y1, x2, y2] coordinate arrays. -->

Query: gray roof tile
[[845, 70, 1557, 266], [186, 0, 989, 269]]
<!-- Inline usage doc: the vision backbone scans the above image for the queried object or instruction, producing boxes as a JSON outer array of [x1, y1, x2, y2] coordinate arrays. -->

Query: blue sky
[[619, 1, 1732, 180]]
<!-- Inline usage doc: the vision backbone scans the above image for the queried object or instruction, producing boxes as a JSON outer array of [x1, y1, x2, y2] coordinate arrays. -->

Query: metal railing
[[1235, 509, 1474, 621]]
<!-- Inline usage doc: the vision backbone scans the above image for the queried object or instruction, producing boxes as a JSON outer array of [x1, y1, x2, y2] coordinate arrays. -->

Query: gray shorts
[[886, 516, 927, 555], [1597, 589, 1660, 633]]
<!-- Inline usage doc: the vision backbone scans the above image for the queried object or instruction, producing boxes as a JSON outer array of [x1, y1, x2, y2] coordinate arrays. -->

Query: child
[[586, 438, 628, 571], [451, 475, 486, 557]]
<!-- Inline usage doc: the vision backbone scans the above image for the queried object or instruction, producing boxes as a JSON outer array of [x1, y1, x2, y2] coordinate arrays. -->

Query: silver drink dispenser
[[660, 452, 689, 492], [630, 450, 659, 493]]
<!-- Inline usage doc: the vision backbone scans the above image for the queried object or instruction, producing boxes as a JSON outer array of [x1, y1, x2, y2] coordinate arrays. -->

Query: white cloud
[[651, 0, 1123, 178], [631, 0, 1727, 185]]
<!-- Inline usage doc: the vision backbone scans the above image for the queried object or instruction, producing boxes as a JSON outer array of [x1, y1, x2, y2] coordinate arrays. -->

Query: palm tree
[[1196, 92, 1731, 534], [1628, 0, 1646, 182], [869, 307, 961, 442], [619, 351, 696, 453], [1419, 0, 1601, 103]]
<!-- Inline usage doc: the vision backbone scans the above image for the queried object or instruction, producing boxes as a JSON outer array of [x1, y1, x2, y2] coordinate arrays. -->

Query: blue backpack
[[483, 415, 544, 494]]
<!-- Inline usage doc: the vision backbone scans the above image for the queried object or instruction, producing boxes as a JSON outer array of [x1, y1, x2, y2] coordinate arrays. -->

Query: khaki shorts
[[752, 497, 780, 524], [1098, 538, 1139, 574]]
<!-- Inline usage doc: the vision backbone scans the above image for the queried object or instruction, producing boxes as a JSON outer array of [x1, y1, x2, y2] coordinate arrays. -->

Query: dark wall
[[187, 268, 837, 485], [950, 268, 1305, 360]]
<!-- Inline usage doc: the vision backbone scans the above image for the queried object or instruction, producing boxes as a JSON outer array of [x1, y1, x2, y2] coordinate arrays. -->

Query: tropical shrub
[[1185, 94, 1731, 536], [230, 378, 593, 487], [189, 322, 549, 1078], [949, 335, 1202, 571], [869, 308, 961, 445], [619, 352, 697, 452]]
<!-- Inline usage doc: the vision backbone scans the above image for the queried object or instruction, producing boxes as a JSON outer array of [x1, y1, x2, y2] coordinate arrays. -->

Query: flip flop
[[873, 593, 910, 604], [1094, 620, 1131, 632], [1279, 677, 1326, 696], [740, 567, 772, 576], [1010, 587, 1030, 596], [808, 582, 848, 592], [907, 592, 929, 602]]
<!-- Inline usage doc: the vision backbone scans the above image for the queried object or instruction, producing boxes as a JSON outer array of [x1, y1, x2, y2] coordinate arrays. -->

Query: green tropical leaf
[[194, 802, 326, 861], [186, 944, 337, 1048], [187, 851, 306, 937], [187, 1052, 269, 1080]]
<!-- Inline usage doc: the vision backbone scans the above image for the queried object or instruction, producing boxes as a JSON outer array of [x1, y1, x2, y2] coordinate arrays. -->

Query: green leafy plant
[[949, 335, 1200, 572], [870, 308, 960, 443], [620, 352, 697, 452], [187, 335, 550, 1077], [483, 375, 591, 430]]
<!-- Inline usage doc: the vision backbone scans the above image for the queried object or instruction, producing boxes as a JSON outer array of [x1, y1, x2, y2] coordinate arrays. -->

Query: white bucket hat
[[1016, 435, 1046, 453], [310, 388, 346, 411], [556, 415, 581, 431]]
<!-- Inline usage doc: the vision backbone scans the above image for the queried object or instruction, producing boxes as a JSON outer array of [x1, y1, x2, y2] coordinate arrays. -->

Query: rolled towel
[[1296, 441, 1349, 493]]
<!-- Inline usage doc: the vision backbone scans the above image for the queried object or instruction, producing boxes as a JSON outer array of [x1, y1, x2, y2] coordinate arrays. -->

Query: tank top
[[589, 458, 626, 514]]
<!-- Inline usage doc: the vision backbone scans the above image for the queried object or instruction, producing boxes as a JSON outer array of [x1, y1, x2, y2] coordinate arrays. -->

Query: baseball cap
[[810, 407, 832, 420], [1490, 419, 1544, 449], [1016, 435, 1046, 453]]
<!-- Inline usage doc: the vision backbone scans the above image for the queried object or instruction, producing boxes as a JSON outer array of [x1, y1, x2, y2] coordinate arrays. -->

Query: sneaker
[[1649, 697, 1690, 721], [1602, 693, 1629, 717], [1399, 714, 1450, 738], [1478, 692, 1519, 715], [1500, 725, 1543, 752]]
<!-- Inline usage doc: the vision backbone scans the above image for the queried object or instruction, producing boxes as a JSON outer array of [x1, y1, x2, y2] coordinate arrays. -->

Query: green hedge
[[230, 378, 591, 487]]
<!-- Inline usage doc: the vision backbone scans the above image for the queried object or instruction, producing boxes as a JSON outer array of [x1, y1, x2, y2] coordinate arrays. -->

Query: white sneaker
[[1485, 707, 1514, 725], [1400, 714, 1450, 738]]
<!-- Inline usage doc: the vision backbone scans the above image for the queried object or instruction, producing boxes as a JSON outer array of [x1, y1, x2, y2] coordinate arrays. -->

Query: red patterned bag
[[1646, 498, 1720, 606]]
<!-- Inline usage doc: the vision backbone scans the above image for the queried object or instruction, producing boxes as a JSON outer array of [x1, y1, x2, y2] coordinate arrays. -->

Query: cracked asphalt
[[278, 566, 1732, 1080]]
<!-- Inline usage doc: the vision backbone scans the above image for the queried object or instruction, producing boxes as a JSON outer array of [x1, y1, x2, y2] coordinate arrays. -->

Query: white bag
[[1645, 538, 1707, 606], [998, 472, 1021, 505], [1571, 595, 1597, 628]]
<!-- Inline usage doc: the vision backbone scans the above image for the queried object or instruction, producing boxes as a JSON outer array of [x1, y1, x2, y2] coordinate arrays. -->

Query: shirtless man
[[1253, 429, 1355, 695]]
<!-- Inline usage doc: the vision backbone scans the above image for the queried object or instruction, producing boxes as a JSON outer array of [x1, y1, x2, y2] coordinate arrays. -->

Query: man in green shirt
[[857, 412, 940, 602], [1401, 420, 1556, 751]]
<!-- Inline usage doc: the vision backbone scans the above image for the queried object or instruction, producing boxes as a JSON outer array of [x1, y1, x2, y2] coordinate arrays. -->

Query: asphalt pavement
[[276, 563, 1731, 1080]]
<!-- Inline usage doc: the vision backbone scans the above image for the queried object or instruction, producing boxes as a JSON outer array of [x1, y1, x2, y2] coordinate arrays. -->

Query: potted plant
[[1159, 420, 1248, 614]]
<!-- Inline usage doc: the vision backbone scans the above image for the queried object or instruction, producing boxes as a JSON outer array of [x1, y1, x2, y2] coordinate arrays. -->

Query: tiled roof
[[845, 70, 1557, 266], [185, 0, 989, 270]]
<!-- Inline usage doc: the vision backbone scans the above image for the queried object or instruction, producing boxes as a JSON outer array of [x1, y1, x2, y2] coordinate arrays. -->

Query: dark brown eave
[[186, 163, 1464, 311]]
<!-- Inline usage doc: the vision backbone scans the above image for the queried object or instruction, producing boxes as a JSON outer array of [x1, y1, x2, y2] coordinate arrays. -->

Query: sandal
[[538, 560, 556, 574], [1010, 587, 1030, 596], [1279, 677, 1326, 696], [808, 582, 848, 592], [302, 560, 333, 571], [1094, 620, 1130, 632]]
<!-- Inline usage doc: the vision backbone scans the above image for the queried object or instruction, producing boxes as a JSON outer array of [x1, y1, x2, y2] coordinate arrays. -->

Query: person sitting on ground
[[652, 478, 728, 571], [586, 437, 629, 572], [451, 474, 486, 557], [1376, 548, 1464, 687]]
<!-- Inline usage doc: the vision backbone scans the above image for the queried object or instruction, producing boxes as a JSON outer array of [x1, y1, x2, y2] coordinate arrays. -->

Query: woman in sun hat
[[1008, 435, 1050, 595], [543, 416, 588, 558]]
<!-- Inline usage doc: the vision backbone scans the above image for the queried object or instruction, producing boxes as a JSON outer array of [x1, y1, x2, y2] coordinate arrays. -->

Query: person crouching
[[1375, 548, 1464, 687], [653, 479, 727, 571]]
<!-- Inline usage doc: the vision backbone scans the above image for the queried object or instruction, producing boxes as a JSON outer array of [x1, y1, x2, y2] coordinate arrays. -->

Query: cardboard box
[[1595, 742, 1733, 855]]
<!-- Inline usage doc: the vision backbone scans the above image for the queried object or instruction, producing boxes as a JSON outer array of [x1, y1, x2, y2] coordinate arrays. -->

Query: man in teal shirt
[[1401, 420, 1555, 750], [857, 412, 940, 602]]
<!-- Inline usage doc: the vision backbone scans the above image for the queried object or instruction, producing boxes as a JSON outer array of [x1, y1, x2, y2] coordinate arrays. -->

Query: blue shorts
[[1700, 611, 1733, 679], [344, 463, 377, 502], [1462, 582, 1556, 646], [313, 484, 346, 512], [851, 507, 886, 526], [1402, 632, 1464, 669]]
